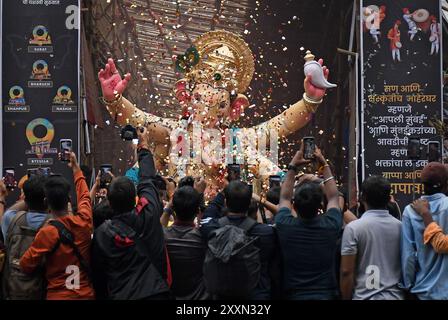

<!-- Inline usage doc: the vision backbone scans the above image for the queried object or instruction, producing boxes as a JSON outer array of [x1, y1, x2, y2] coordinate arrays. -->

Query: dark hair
[[361, 176, 391, 209], [172, 186, 200, 221], [224, 181, 252, 214], [424, 184, 443, 196], [293, 182, 323, 219], [387, 201, 401, 220], [107, 176, 136, 214], [93, 200, 114, 229], [44, 176, 71, 211], [178, 176, 194, 188], [266, 186, 281, 205], [23, 175, 47, 212], [153, 175, 167, 191], [248, 199, 259, 220]]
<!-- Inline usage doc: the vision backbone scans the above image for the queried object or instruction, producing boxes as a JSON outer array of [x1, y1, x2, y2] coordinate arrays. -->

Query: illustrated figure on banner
[[388, 20, 402, 62], [429, 16, 440, 55], [97, 30, 335, 196], [402, 8, 419, 41], [363, 5, 387, 44]]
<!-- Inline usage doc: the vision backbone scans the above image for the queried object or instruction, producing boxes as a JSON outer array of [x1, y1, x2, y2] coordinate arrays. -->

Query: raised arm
[[68, 152, 92, 226], [252, 193, 279, 215], [251, 60, 329, 139], [313, 147, 339, 210], [413, 199, 448, 254], [136, 127, 158, 197], [98, 58, 172, 145], [279, 142, 310, 209]]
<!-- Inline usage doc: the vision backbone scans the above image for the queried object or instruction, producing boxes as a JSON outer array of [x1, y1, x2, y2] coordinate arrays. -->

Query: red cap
[[403, 8, 409, 14], [421, 162, 448, 188]]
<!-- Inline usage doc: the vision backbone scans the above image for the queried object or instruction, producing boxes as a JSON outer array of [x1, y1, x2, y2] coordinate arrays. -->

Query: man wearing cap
[[401, 162, 448, 300]]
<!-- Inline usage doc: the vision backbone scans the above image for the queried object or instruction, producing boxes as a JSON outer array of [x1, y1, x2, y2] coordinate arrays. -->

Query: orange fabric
[[387, 27, 400, 50], [20, 170, 95, 300], [423, 222, 448, 254]]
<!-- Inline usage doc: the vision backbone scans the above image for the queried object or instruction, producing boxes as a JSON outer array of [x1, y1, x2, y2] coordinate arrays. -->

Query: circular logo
[[33, 60, 49, 73], [26, 118, 55, 145], [33, 25, 49, 40], [57, 85, 72, 99], [9, 86, 24, 99]]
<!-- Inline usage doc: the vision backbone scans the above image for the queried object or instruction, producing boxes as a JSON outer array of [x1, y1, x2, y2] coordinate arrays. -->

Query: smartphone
[[428, 141, 441, 162], [100, 164, 113, 188], [3, 167, 16, 189], [303, 136, 316, 160], [38, 167, 51, 177], [248, 184, 253, 195], [269, 175, 281, 188], [60, 139, 72, 162], [407, 137, 421, 160], [227, 164, 241, 181]]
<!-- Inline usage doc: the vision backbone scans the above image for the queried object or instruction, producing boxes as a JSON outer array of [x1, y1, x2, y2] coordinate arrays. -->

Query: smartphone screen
[[407, 138, 421, 159], [227, 164, 241, 181], [269, 175, 281, 188], [3, 167, 16, 189], [101, 166, 112, 175], [303, 137, 315, 160], [39, 167, 51, 177], [100, 164, 113, 188], [428, 141, 440, 162], [60, 139, 72, 162]]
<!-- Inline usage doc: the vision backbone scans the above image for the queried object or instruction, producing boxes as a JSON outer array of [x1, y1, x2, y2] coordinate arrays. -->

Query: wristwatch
[[287, 164, 298, 173], [163, 207, 173, 216]]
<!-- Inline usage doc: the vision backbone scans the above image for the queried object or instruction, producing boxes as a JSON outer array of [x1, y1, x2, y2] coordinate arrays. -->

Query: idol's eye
[[213, 72, 222, 81], [194, 93, 201, 100], [219, 102, 227, 109]]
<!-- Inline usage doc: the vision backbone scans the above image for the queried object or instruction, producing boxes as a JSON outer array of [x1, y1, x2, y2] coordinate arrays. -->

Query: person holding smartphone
[[19, 152, 95, 300], [275, 141, 342, 300], [91, 127, 171, 300]]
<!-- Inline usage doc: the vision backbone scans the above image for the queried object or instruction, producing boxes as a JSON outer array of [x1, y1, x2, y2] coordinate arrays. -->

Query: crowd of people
[[1, 128, 448, 300]]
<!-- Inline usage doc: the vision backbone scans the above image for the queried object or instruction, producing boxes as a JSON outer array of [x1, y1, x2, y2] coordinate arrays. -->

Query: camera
[[121, 125, 144, 141]]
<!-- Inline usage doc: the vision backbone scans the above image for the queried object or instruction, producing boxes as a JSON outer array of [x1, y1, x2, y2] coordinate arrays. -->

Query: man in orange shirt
[[20, 152, 94, 300], [387, 20, 402, 62]]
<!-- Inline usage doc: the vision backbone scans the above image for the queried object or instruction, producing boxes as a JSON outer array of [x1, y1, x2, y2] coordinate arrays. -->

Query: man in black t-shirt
[[275, 143, 342, 300]]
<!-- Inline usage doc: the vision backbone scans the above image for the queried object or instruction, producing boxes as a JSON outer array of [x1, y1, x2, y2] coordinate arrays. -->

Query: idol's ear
[[229, 94, 250, 120]]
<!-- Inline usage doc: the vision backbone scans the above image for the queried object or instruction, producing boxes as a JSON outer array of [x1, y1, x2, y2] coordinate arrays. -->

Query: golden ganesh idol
[[98, 30, 334, 194]]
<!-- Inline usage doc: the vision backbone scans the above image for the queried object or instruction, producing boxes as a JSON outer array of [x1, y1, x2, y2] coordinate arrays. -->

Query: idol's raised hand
[[304, 58, 330, 101], [98, 58, 131, 101]]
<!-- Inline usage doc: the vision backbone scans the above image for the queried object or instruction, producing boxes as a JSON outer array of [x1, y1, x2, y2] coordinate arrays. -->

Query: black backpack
[[203, 217, 261, 299]]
